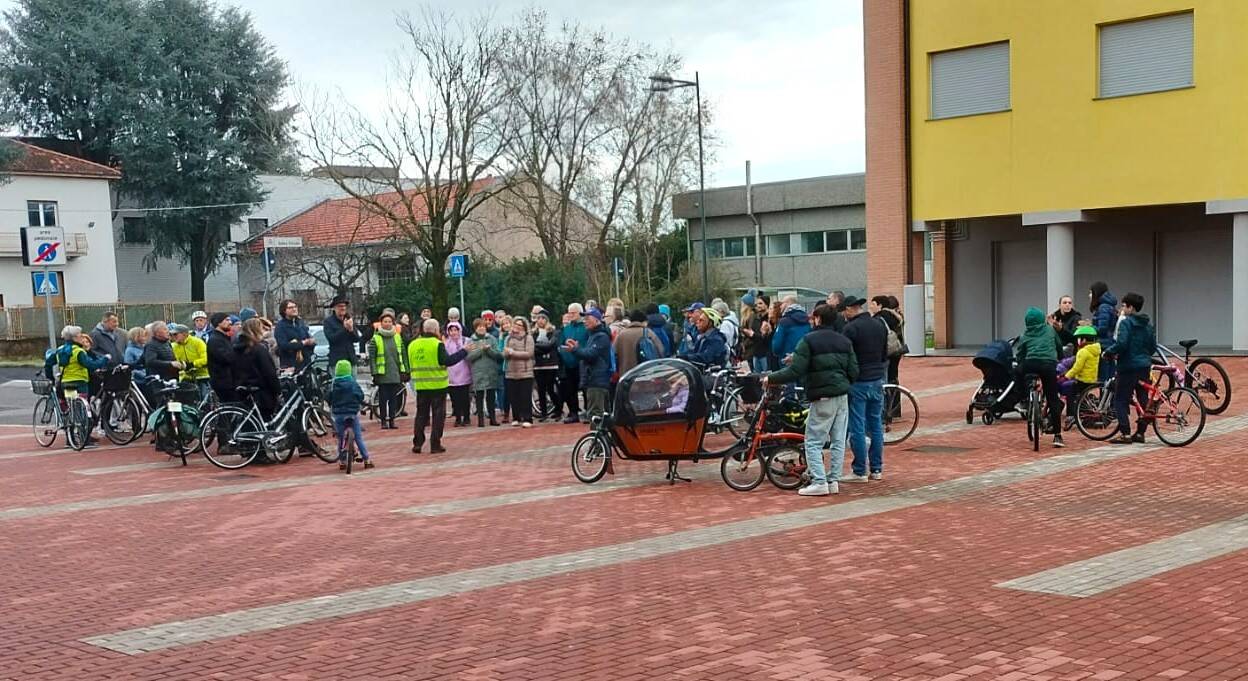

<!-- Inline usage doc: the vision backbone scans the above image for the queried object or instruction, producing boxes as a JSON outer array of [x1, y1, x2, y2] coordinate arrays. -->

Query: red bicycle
[[720, 385, 807, 491], [1074, 364, 1207, 446]]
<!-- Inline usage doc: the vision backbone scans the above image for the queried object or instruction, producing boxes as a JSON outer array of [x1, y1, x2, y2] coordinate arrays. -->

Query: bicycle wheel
[[66, 398, 90, 451], [166, 413, 189, 465], [765, 445, 806, 491], [102, 395, 143, 446], [1026, 395, 1040, 452], [720, 389, 753, 440], [1153, 387, 1207, 447], [200, 407, 263, 469], [882, 385, 919, 445], [1188, 358, 1231, 415], [571, 433, 610, 484], [720, 447, 765, 491], [1074, 384, 1118, 441], [344, 425, 354, 474], [32, 396, 59, 448], [302, 404, 340, 463]]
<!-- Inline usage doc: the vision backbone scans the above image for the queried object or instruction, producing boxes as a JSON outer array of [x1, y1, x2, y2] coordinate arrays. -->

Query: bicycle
[[95, 365, 145, 446], [1154, 339, 1231, 415], [720, 385, 807, 491], [198, 366, 337, 469], [882, 384, 919, 445], [146, 380, 204, 465], [1023, 374, 1045, 452], [1074, 364, 1207, 447], [339, 416, 358, 474], [30, 375, 91, 451], [699, 365, 753, 455]]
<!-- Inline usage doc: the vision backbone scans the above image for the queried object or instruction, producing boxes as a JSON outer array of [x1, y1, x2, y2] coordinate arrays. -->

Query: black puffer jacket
[[843, 312, 889, 382], [767, 327, 859, 399]]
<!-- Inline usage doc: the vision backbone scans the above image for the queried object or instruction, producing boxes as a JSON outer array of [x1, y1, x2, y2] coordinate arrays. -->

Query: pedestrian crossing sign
[[32, 271, 60, 296], [449, 254, 467, 278]]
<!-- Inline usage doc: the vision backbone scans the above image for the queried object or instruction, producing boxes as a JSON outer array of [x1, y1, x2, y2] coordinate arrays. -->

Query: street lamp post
[[650, 72, 708, 303]]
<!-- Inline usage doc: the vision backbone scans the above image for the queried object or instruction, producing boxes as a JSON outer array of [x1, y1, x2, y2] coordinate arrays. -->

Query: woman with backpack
[[871, 294, 906, 388]]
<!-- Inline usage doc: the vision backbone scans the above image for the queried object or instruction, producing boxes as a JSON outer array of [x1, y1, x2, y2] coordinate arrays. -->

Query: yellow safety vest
[[372, 333, 408, 376], [406, 336, 448, 391], [60, 345, 90, 384]]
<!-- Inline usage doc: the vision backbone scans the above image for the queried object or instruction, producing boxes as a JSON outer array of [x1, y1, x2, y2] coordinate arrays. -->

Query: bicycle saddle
[[234, 386, 261, 395], [1178, 339, 1199, 350]]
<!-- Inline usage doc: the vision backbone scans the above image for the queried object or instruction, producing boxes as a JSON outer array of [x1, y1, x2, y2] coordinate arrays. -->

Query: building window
[[378, 255, 417, 288], [248, 218, 269, 238], [27, 200, 57, 227], [930, 41, 1010, 119], [799, 231, 825, 254], [764, 234, 791, 256], [121, 217, 148, 244], [1098, 12, 1193, 99], [850, 228, 867, 251], [825, 230, 848, 252], [704, 237, 755, 259]]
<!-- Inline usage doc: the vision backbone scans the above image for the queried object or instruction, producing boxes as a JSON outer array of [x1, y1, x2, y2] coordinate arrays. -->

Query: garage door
[[1157, 228, 1231, 347], [993, 240, 1046, 340]]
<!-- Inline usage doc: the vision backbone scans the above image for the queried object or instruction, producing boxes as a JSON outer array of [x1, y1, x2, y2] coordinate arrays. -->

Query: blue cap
[[227, 315, 241, 324], [683, 302, 705, 312], [239, 307, 257, 321], [585, 308, 604, 321], [658, 304, 671, 317]]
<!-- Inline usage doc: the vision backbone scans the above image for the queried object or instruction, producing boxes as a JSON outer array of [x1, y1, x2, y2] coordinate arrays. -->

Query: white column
[[1234, 214, 1248, 351], [1046, 223, 1075, 311]]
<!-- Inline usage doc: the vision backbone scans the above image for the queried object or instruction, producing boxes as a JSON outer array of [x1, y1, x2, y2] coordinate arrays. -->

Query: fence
[[0, 301, 242, 341]]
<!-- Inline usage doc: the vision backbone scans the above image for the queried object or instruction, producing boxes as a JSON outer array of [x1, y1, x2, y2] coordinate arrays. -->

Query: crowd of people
[[40, 288, 918, 479]]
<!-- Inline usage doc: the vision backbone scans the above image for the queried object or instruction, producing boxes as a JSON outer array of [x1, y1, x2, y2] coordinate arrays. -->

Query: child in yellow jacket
[[1061, 325, 1101, 414]]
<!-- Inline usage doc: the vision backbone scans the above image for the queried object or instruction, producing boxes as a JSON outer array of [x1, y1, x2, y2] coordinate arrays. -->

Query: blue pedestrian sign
[[449, 254, 467, 279], [31, 271, 60, 296]]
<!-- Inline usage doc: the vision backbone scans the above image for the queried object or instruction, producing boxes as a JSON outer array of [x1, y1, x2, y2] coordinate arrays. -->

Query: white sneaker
[[798, 482, 831, 496], [868, 471, 884, 481], [521, 422, 533, 428], [510, 421, 521, 427], [842, 474, 869, 483]]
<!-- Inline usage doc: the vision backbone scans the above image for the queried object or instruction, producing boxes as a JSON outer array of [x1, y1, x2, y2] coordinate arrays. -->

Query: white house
[[113, 174, 348, 306], [0, 139, 121, 308]]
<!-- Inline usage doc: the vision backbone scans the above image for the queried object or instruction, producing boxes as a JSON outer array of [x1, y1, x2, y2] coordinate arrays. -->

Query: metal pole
[[262, 246, 271, 319], [459, 276, 465, 319], [696, 72, 708, 303], [43, 267, 55, 349], [613, 258, 621, 301]]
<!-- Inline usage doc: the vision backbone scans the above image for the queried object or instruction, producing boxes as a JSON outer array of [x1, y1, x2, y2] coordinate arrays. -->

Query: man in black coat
[[322, 294, 359, 369], [206, 313, 237, 401], [841, 296, 890, 483]]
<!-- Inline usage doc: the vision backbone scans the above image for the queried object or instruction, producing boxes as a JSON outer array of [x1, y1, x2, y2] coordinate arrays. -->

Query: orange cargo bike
[[570, 359, 798, 487]]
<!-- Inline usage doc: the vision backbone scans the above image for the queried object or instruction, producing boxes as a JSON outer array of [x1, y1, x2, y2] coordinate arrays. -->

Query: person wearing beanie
[[448, 306, 461, 323], [444, 321, 473, 426], [329, 359, 373, 470], [239, 307, 257, 322]]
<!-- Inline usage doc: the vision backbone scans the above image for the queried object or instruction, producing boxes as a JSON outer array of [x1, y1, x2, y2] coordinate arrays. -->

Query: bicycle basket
[[174, 383, 202, 404], [102, 366, 133, 392], [31, 377, 54, 396]]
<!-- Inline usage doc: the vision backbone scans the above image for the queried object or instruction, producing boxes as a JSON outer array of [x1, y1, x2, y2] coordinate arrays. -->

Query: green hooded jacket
[[1015, 306, 1062, 363]]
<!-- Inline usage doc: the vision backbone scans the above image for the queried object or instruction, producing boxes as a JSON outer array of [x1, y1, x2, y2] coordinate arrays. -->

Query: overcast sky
[[0, 0, 865, 187], [238, 0, 865, 187]]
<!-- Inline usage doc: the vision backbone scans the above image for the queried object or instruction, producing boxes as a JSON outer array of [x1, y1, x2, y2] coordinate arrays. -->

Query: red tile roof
[[251, 177, 498, 252], [4, 139, 121, 180]]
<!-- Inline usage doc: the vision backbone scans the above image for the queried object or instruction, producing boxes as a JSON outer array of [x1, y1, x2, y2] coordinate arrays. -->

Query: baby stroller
[[967, 338, 1026, 424]]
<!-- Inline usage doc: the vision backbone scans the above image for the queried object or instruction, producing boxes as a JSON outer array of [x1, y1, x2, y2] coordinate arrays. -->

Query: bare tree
[[270, 202, 394, 298], [300, 9, 517, 315], [497, 10, 635, 259]]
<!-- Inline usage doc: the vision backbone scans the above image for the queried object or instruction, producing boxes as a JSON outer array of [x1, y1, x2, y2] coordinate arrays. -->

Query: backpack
[[637, 330, 661, 364], [723, 317, 743, 363]]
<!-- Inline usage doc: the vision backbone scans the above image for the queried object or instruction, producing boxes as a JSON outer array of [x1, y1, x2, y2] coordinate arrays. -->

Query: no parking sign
[[21, 227, 67, 267]]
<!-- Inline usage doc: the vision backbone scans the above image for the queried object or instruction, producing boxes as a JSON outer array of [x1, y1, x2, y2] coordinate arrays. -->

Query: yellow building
[[865, 0, 1246, 349]]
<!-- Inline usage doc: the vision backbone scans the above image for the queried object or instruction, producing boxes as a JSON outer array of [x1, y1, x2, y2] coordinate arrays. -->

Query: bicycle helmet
[[1073, 325, 1097, 338], [701, 307, 722, 327]]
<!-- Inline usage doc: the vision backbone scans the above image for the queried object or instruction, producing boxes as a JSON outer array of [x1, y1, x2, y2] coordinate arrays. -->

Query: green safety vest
[[372, 333, 408, 376], [406, 336, 448, 391]]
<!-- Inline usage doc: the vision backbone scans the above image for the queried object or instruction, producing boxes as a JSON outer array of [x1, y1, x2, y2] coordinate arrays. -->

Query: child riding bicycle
[[329, 359, 373, 470]]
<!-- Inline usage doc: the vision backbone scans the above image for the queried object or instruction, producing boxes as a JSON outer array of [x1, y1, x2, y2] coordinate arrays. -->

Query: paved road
[[0, 365, 38, 425], [2, 356, 1245, 680]]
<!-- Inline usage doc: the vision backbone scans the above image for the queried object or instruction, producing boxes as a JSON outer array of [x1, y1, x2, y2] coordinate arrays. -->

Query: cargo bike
[[570, 359, 803, 489]]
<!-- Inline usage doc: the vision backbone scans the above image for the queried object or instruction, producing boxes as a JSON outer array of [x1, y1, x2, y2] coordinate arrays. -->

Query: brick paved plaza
[[3, 358, 1248, 680]]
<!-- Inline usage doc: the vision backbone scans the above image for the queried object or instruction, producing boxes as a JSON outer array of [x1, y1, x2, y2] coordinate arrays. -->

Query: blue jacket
[[771, 306, 810, 360], [123, 342, 148, 383], [274, 317, 313, 369], [1105, 313, 1156, 372], [329, 375, 365, 417], [572, 324, 613, 388], [646, 313, 672, 357], [1092, 291, 1118, 344], [679, 327, 729, 367], [558, 320, 589, 369]]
